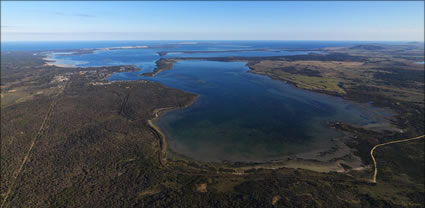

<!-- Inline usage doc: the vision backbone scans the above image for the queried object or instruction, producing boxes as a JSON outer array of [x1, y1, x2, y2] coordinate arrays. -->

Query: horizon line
[[2, 40, 424, 43]]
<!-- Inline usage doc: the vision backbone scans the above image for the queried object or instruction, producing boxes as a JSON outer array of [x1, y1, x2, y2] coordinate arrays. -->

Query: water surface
[[47, 42, 391, 162], [142, 61, 388, 161]]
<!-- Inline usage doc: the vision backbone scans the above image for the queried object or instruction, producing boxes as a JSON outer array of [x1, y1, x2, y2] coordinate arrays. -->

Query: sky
[[1, 1, 424, 41]]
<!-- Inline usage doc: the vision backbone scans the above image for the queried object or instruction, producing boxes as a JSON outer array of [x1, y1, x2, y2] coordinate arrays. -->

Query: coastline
[[138, 58, 397, 173], [38, 48, 407, 175], [71, 54, 364, 173], [42, 56, 76, 68], [140, 59, 177, 77], [146, 94, 200, 167], [40, 45, 149, 68]]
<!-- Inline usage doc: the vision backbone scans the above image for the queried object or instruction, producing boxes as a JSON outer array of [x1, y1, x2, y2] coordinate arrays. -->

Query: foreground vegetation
[[1, 44, 424, 207]]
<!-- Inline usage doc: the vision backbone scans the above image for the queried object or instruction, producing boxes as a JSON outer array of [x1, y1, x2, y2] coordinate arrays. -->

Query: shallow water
[[144, 61, 389, 162], [48, 42, 391, 162]]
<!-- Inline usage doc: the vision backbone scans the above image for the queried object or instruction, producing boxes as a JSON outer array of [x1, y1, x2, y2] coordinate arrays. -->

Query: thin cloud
[[3, 32, 68, 35], [47, 11, 94, 18], [74, 13, 94, 18]]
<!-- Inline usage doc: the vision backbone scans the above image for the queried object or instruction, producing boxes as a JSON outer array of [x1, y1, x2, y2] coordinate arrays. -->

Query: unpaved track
[[1, 81, 68, 208], [370, 134, 425, 183]]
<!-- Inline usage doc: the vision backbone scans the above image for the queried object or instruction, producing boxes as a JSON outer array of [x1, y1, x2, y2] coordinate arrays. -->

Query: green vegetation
[[141, 59, 177, 77], [1, 45, 424, 207]]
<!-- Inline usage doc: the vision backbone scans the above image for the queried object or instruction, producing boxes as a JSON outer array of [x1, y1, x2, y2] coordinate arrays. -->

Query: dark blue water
[[163, 50, 321, 58], [2, 41, 177, 51], [2, 40, 382, 51], [47, 48, 321, 74], [43, 42, 327, 74], [42, 41, 391, 162]]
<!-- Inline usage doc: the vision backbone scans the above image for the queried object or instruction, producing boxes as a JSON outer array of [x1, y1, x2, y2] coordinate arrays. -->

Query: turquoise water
[[49, 42, 391, 162]]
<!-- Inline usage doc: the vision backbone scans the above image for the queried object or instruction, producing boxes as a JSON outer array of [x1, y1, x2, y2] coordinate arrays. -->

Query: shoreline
[[166, 130, 370, 173], [38, 48, 406, 174], [42, 57, 76, 68], [144, 96, 373, 174], [139, 58, 398, 173], [146, 94, 200, 167], [140, 59, 177, 77], [40, 45, 149, 68]]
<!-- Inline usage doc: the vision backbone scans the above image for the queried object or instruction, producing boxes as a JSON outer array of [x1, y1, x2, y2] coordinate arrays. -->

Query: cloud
[[74, 13, 94, 18], [47, 11, 94, 18]]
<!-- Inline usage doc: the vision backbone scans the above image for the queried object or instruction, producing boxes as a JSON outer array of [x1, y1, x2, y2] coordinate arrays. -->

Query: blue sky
[[1, 1, 424, 41]]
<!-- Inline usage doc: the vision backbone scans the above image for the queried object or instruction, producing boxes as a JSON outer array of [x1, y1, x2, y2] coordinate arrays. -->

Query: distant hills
[[350, 44, 386, 51]]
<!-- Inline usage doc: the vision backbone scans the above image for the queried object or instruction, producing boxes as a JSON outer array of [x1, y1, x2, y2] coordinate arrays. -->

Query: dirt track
[[370, 134, 425, 183], [1, 81, 68, 208]]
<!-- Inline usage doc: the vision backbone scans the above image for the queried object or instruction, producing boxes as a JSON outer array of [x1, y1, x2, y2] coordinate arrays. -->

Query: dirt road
[[1, 81, 68, 208], [370, 134, 425, 183]]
